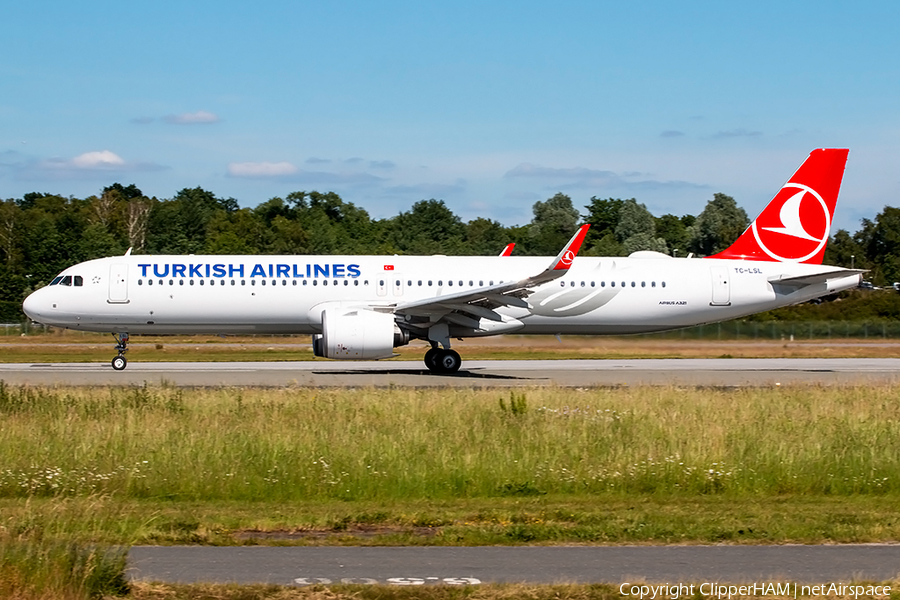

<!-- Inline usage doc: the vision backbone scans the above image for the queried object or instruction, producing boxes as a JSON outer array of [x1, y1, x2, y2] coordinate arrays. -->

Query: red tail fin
[[709, 148, 849, 264]]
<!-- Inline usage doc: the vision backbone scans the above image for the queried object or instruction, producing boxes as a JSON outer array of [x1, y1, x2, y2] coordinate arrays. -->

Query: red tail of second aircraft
[[709, 148, 849, 264]]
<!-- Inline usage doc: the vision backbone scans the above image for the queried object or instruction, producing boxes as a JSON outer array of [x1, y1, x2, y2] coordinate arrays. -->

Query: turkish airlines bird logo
[[559, 250, 576, 266], [752, 183, 830, 262]]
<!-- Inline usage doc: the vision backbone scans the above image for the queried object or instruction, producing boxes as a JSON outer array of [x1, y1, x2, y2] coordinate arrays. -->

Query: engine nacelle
[[312, 308, 408, 359]]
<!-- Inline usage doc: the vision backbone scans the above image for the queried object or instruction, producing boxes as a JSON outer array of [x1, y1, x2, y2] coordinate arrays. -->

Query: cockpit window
[[50, 274, 83, 286]]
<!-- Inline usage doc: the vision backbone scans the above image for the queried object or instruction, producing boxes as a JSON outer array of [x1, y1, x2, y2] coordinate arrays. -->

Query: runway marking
[[293, 576, 480, 586]]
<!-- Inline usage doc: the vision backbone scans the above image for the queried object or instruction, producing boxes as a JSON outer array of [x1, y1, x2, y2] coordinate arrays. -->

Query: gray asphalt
[[128, 545, 900, 586], [2, 358, 900, 386]]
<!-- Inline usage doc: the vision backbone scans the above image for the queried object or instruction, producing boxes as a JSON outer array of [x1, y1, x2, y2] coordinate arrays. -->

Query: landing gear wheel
[[111, 332, 129, 370], [424, 348, 440, 371], [437, 349, 461, 374]]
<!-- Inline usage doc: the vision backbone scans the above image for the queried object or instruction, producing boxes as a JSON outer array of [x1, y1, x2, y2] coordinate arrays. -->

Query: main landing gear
[[424, 346, 462, 374], [111, 332, 129, 370]]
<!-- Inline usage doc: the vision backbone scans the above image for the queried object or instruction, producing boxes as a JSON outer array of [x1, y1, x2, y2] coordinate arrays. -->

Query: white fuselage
[[23, 253, 861, 336]]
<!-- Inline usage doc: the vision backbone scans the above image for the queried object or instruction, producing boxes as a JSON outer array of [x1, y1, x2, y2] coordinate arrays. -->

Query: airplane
[[23, 148, 862, 374]]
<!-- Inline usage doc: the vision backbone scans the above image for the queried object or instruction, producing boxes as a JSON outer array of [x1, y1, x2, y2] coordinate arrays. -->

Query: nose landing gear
[[111, 333, 129, 370]]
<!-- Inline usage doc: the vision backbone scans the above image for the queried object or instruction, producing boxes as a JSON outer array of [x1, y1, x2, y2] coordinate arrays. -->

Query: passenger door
[[108, 264, 129, 303]]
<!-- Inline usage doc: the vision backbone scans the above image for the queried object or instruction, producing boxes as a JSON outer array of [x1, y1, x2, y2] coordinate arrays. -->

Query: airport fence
[[4, 320, 900, 339], [635, 320, 900, 340]]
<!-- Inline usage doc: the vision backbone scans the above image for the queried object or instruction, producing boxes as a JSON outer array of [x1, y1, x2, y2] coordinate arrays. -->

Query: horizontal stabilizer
[[768, 268, 865, 286]]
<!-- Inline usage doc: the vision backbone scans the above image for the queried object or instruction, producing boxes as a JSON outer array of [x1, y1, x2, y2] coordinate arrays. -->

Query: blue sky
[[1, 1, 897, 232]]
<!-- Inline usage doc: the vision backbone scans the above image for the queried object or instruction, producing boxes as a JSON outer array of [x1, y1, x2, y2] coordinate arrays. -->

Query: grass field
[[4, 382, 900, 598]]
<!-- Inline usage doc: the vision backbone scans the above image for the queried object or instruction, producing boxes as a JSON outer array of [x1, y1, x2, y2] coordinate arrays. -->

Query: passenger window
[[138, 279, 143, 285], [158, 280, 163, 286], [343, 280, 348, 286], [169, 279, 174, 285], [652, 281, 656, 287], [459, 280, 463, 286], [570, 282, 575, 287], [621, 281, 626, 287], [428, 280, 433, 286], [611, 282, 616, 287], [581, 281, 585, 287], [190, 280, 194, 286], [601, 281, 605, 287], [252, 280, 256, 286], [379, 280, 385, 286], [199, 280, 204, 286], [662, 282, 666, 288], [148, 279, 153, 286], [479, 280, 483, 286], [261, 280, 266, 286], [641, 282, 646, 287], [303, 280, 308, 286], [591, 281, 595, 287], [490, 280, 494, 285], [231, 280, 236, 286], [293, 280, 297, 286], [438, 280, 443, 286], [354, 280, 358, 286], [631, 282, 635, 287], [241, 280, 246, 286], [560, 282, 565, 287], [448, 280, 453, 286], [313, 280, 318, 286], [469, 280, 473, 286]]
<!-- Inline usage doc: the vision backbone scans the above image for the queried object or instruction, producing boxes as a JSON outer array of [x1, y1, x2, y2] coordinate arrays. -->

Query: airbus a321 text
[[23, 149, 861, 373]]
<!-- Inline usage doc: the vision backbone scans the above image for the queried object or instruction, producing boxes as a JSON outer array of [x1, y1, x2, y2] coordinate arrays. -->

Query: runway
[[1, 358, 900, 386], [128, 545, 900, 586]]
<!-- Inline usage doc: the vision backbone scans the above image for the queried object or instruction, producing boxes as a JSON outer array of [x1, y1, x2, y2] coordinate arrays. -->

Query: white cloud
[[71, 150, 126, 169], [1, 150, 166, 181], [227, 161, 298, 177], [163, 110, 220, 125]]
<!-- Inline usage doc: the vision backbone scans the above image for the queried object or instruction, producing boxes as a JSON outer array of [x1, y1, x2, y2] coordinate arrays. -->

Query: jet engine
[[312, 307, 409, 359]]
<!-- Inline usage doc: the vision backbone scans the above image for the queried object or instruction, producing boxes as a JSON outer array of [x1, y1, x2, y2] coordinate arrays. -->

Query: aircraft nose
[[22, 289, 49, 322]]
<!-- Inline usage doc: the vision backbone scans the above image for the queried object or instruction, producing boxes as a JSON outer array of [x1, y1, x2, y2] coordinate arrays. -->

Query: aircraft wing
[[767, 267, 866, 287], [394, 225, 590, 325]]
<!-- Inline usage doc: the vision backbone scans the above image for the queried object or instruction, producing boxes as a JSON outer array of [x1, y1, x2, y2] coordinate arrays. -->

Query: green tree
[[655, 213, 691, 255], [865, 207, 900, 285], [688, 193, 749, 256], [582, 197, 623, 246], [388, 199, 466, 255], [527, 193, 579, 255], [615, 199, 668, 254], [465, 217, 510, 255]]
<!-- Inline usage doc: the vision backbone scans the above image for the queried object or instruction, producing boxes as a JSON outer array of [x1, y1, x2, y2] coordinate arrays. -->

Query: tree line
[[1, 183, 898, 321]]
